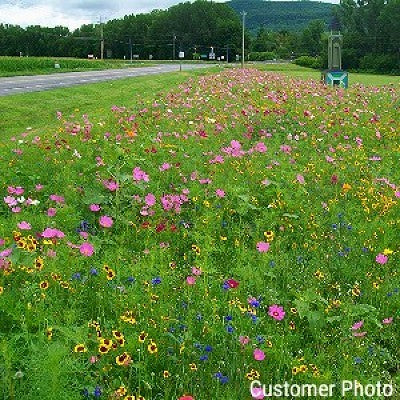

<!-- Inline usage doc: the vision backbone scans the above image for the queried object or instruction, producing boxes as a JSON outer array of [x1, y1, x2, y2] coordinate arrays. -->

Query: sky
[[0, 0, 336, 30]]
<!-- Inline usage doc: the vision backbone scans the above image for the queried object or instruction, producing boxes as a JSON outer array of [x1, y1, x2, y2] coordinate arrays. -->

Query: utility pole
[[99, 16, 105, 60], [226, 45, 229, 63], [172, 34, 176, 60], [241, 11, 247, 69], [129, 37, 133, 63]]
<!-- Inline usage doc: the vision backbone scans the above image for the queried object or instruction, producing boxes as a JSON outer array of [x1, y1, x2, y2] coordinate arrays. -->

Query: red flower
[[179, 396, 194, 400], [227, 279, 239, 289]]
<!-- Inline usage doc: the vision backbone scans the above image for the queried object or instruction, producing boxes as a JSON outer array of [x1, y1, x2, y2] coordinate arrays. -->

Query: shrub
[[294, 55, 323, 69]]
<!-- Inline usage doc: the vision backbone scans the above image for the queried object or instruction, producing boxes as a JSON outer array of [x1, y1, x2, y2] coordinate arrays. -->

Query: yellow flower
[[383, 248, 393, 255], [39, 281, 49, 290], [116, 352, 132, 366], [138, 331, 148, 343], [263, 230, 275, 241], [189, 363, 197, 371], [74, 344, 87, 353], [147, 341, 158, 354], [342, 183, 352, 192], [0, 287, 3, 295], [163, 370, 170, 378]]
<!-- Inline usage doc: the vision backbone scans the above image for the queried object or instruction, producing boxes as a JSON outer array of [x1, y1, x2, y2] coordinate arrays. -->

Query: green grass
[[253, 63, 400, 86], [0, 64, 399, 400], [0, 67, 220, 140], [0, 57, 153, 77]]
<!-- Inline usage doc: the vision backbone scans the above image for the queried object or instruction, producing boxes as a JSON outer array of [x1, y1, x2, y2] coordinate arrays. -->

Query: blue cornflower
[[127, 276, 135, 283], [225, 315, 233, 322], [151, 277, 161, 285], [220, 376, 229, 384], [256, 335, 265, 344], [226, 325, 234, 333], [90, 268, 98, 276], [71, 272, 81, 280], [200, 354, 208, 361], [204, 345, 213, 352], [93, 386, 102, 397]]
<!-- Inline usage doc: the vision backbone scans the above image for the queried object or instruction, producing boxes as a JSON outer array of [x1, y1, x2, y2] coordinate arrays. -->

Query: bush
[[359, 54, 399, 74], [248, 52, 278, 61], [294, 55, 323, 69]]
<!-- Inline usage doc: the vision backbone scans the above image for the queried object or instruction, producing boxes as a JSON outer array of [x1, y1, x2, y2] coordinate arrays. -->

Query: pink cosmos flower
[[133, 167, 149, 182], [253, 349, 265, 361], [41, 228, 65, 239], [99, 215, 113, 228], [352, 320, 364, 330], [353, 331, 367, 337], [296, 174, 305, 184], [0, 248, 12, 257], [159, 163, 171, 171], [252, 387, 266, 399], [375, 253, 388, 265], [145, 193, 156, 207], [395, 191, 400, 198], [17, 221, 31, 230], [382, 317, 393, 325], [186, 276, 196, 285], [47, 208, 57, 217], [268, 304, 285, 321], [79, 242, 94, 257], [11, 207, 21, 213], [256, 242, 270, 253], [102, 179, 119, 191], [215, 189, 225, 198], [192, 267, 202, 276], [49, 194, 65, 204], [239, 336, 250, 346], [36, 184, 43, 191], [89, 204, 101, 212], [0, 238, 5, 246], [4, 196, 17, 207]]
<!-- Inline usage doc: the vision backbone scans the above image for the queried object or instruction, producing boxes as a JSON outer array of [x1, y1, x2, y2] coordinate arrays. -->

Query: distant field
[[0, 57, 152, 77]]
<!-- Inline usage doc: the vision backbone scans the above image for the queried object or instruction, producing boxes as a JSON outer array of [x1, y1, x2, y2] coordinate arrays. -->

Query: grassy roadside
[[1, 63, 398, 142], [0, 57, 156, 77], [0, 67, 220, 140]]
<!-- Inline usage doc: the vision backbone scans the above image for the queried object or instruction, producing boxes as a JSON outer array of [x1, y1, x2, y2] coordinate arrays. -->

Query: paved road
[[0, 63, 210, 97]]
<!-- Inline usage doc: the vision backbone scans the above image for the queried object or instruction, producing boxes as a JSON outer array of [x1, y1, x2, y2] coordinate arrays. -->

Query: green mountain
[[227, 0, 335, 32]]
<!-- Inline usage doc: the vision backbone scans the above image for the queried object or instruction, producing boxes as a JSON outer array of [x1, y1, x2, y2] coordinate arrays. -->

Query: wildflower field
[[0, 68, 399, 400]]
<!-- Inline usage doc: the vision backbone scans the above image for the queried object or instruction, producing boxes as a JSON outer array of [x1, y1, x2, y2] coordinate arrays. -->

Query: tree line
[[0, 0, 399, 73]]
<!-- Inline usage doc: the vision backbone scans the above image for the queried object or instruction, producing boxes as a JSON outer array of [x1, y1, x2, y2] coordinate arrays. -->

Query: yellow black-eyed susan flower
[[115, 386, 127, 396], [189, 363, 197, 371], [124, 396, 135, 400], [292, 367, 299, 375], [46, 328, 53, 340], [147, 341, 158, 354], [99, 344, 110, 355], [138, 331, 148, 343], [106, 269, 116, 280], [39, 281, 49, 290], [264, 230, 275, 241], [116, 352, 131, 366], [74, 344, 87, 353], [35, 257, 44, 271], [163, 370, 170, 378]]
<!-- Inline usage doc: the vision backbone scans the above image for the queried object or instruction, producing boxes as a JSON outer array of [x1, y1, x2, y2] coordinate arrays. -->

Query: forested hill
[[227, 0, 335, 31]]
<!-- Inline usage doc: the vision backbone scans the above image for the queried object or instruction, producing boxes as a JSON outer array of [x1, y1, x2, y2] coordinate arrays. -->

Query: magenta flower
[[215, 189, 225, 198], [89, 204, 101, 212], [79, 242, 94, 257], [186, 276, 196, 285], [351, 320, 364, 330], [145, 193, 156, 207], [256, 242, 270, 253], [4, 196, 17, 207], [102, 179, 119, 191], [239, 336, 250, 345], [41, 228, 65, 239], [253, 349, 265, 361], [395, 191, 400, 198], [268, 304, 285, 321], [375, 253, 388, 265], [192, 267, 202, 276], [382, 317, 393, 325], [47, 208, 57, 217], [17, 221, 31, 230], [49, 194, 65, 204], [0, 238, 5, 246], [99, 215, 113, 228], [133, 167, 149, 182], [296, 174, 305, 184]]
